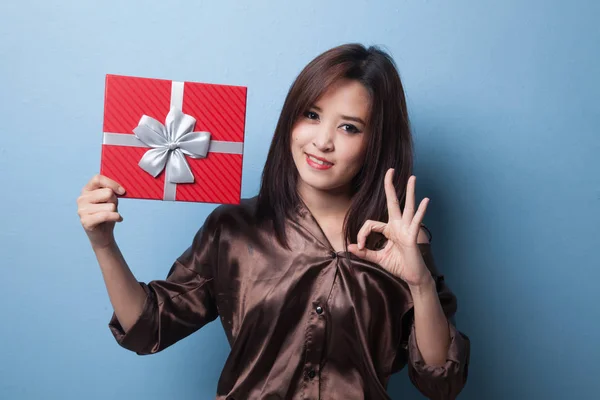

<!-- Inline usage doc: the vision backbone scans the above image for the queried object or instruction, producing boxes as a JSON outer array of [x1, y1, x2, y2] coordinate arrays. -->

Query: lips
[[305, 153, 333, 170], [305, 153, 333, 165]]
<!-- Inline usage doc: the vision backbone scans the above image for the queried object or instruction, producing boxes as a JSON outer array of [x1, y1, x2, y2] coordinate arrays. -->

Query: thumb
[[348, 244, 380, 264]]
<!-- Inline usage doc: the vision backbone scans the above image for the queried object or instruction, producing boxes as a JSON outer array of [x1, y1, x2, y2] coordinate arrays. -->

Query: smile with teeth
[[307, 155, 332, 166], [305, 153, 334, 170]]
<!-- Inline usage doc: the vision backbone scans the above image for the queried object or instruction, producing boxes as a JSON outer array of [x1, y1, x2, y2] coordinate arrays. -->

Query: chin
[[293, 154, 355, 194], [297, 170, 350, 193]]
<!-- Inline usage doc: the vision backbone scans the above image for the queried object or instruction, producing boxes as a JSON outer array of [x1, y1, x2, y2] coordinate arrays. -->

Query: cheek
[[342, 139, 368, 165], [291, 125, 311, 147]]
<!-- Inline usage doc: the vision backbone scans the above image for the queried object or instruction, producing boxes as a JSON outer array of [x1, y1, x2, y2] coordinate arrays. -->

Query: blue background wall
[[1, 1, 598, 399]]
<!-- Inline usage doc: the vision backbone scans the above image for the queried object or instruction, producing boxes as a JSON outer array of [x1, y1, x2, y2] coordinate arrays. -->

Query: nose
[[312, 124, 334, 152]]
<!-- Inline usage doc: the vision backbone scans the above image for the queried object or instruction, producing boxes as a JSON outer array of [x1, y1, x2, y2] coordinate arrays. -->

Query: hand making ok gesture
[[348, 168, 432, 288]]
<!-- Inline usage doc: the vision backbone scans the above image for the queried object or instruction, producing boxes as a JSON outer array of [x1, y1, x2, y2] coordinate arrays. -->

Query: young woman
[[78, 43, 470, 399]]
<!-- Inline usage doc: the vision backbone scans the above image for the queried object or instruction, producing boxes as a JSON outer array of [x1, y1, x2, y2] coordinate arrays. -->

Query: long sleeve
[[107, 210, 222, 355], [406, 243, 471, 399]]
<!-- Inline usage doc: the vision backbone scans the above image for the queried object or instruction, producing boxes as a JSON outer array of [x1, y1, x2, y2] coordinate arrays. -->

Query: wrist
[[408, 274, 436, 296], [91, 237, 117, 253]]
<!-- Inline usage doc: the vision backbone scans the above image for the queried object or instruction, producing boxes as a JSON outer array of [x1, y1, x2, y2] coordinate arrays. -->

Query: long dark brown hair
[[257, 43, 414, 250]]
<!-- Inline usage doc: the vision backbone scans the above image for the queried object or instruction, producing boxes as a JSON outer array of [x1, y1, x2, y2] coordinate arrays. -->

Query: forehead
[[314, 79, 371, 118]]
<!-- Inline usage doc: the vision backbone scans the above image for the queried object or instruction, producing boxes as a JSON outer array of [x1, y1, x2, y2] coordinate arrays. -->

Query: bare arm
[[92, 241, 147, 332], [408, 276, 451, 366], [406, 227, 451, 366], [78, 174, 146, 332]]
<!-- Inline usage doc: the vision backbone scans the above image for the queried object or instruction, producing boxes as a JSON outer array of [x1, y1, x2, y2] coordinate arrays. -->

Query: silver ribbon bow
[[133, 108, 211, 183]]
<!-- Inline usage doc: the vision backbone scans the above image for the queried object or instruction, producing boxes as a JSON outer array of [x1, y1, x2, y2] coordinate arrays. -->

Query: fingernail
[[117, 187, 125, 195]]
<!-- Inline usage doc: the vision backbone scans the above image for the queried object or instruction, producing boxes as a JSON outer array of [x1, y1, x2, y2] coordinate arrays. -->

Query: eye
[[341, 124, 361, 134], [303, 110, 319, 120]]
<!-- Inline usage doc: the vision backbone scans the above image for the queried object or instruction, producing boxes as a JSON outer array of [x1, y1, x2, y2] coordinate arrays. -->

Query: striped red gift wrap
[[100, 74, 247, 204]]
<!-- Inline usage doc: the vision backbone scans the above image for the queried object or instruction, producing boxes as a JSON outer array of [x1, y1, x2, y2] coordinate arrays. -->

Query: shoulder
[[204, 196, 261, 230], [418, 224, 432, 244]]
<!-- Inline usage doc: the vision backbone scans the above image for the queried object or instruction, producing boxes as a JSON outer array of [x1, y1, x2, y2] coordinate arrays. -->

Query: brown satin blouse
[[109, 197, 470, 399]]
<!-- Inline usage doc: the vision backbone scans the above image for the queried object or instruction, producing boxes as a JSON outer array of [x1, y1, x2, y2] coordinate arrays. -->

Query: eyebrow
[[311, 105, 366, 126]]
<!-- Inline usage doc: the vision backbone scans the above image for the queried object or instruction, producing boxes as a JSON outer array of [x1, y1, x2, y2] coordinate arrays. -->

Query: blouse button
[[330, 251, 337, 259], [308, 369, 316, 379], [316, 306, 324, 315]]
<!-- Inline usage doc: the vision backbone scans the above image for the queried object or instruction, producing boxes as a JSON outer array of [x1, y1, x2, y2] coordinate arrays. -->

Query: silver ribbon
[[133, 107, 210, 184]]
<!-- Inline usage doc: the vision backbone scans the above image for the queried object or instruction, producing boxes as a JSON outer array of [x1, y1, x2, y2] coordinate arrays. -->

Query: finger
[[79, 202, 118, 217], [402, 175, 416, 223], [81, 212, 123, 231], [410, 198, 430, 236], [357, 220, 387, 250], [385, 168, 402, 221], [84, 188, 119, 205], [77, 190, 118, 217], [83, 174, 125, 195], [347, 244, 381, 265]]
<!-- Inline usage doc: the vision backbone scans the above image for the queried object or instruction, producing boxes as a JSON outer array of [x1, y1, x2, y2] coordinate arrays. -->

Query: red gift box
[[100, 74, 246, 204]]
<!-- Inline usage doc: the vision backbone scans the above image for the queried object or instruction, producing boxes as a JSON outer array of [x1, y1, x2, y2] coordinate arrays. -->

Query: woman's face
[[291, 79, 370, 196]]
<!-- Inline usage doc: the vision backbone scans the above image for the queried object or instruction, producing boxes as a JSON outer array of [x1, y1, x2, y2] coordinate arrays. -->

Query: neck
[[297, 182, 353, 222]]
